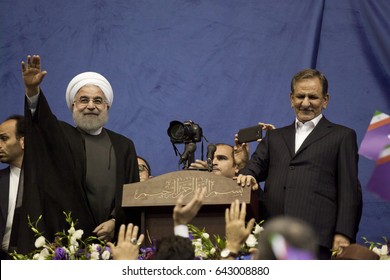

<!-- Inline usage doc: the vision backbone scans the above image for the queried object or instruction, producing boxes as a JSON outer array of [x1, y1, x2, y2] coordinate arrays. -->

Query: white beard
[[73, 110, 108, 134]]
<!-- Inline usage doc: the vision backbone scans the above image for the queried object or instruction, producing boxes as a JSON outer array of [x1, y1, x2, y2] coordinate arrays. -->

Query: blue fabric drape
[[1, 0, 389, 244]]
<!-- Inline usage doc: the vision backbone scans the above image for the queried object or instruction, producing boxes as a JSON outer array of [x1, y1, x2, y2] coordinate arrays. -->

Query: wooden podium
[[122, 170, 258, 240]]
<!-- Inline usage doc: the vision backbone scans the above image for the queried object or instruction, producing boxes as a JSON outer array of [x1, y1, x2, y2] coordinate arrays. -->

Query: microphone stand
[[207, 159, 213, 172], [183, 143, 195, 169]]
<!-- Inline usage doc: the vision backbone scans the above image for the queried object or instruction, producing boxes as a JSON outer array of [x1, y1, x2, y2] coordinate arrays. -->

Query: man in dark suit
[[237, 69, 362, 259], [0, 115, 24, 259], [17, 55, 139, 255]]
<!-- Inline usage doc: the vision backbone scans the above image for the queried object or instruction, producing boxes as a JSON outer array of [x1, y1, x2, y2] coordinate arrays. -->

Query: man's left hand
[[93, 219, 116, 242], [332, 233, 350, 254]]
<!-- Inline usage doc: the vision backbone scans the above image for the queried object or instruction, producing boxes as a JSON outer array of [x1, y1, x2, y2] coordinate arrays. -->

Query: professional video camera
[[167, 120, 203, 144]]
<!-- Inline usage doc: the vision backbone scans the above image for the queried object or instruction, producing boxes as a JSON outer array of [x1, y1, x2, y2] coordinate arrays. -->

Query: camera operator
[[189, 123, 275, 179]]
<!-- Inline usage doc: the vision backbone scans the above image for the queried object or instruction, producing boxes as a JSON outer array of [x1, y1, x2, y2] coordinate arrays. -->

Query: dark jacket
[[239, 117, 362, 248]]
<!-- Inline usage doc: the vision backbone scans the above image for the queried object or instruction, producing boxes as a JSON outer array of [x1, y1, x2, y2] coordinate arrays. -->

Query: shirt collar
[[295, 114, 323, 129], [10, 165, 21, 176], [78, 126, 103, 136]]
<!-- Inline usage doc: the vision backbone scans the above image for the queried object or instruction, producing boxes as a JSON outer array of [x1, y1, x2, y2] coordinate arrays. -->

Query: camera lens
[[167, 120, 203, 144], [169, 123, 185, 140]]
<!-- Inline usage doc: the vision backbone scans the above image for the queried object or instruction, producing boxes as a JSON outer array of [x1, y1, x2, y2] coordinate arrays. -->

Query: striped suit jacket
[[240, 117, 362, 248]]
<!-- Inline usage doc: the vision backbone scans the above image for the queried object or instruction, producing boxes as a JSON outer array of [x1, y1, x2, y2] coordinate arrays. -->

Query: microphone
[[179, 142, 197, 165], [206, 143, 217, 172]]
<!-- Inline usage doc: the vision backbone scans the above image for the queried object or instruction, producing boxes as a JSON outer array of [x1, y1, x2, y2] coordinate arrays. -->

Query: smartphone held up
[[237, 125, 262, 144]]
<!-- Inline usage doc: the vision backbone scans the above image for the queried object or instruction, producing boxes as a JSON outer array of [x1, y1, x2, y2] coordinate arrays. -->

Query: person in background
[[152, 236, 195, 260], [237, 69, 362, 259], [137, 156, 152, 182], [20, 55, 139, 254], [0, 115, 24, 259], [190, 123, 275, 178], [254, 216, 318, 260], [189, 124, 275, 223], [189, 143, 241, 178]]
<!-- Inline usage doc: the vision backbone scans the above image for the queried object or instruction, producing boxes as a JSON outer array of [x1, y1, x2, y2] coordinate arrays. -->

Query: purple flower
[[138, 250, 155, 260], [139, 239, 157, 260], [54, 247, 69, 260]]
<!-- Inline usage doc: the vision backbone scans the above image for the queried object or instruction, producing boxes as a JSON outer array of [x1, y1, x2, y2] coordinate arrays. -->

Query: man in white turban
[[18, 55, 139, 255], [65, 71, 113, 135], [65, 71, 114, 111]]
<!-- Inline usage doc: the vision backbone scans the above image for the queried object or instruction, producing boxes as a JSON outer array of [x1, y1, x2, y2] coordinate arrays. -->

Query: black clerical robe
[[17, 91, 139, 254]]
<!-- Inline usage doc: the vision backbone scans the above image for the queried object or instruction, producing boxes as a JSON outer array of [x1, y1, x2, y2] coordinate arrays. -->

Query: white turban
[[65, 72, 113, 110]]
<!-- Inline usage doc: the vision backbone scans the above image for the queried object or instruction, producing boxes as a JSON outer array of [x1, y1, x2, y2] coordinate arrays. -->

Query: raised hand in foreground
[[107, 223, 144, 260], [222, 199, 255, 259]]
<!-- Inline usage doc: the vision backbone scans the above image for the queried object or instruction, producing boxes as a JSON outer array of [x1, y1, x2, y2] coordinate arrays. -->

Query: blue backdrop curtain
[[1, 0, 389, 244]]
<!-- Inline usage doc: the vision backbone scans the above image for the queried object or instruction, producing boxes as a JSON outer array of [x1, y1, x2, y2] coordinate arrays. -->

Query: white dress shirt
[[2, 166, 21, 251], [174, 225, 190, 238], [295, 114, 323, 153]]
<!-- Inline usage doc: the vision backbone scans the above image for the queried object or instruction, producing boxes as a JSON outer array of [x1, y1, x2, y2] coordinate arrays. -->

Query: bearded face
[[72, 85, 109, 133]]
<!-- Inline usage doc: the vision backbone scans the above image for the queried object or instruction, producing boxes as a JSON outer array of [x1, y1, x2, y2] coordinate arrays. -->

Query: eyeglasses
[[74, 96, 107, 106], [138, 164, 149, 173]]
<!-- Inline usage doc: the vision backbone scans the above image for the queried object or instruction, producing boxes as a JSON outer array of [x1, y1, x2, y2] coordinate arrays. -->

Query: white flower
[[253, 224, 264, 235], [90, 251, 100, 260], [32, 253, 40, 260], [101, 250, 111, 260], [90, 244, 100, 252], [70, 229, 83, 246], [245, 234, 258, 248], [34, 236, 46, 248], [68, 226, 75, 235], [71, 229, 84, 240], [372, 245, 389, 256], [70, 237, 80, 247], [192, 239, 203, 249], [37, 248, 50, 260], [69, 244, 78, 254], [210, 248, 216, 254], [195, 249, 208, 259], [202, 233, 210, 239]]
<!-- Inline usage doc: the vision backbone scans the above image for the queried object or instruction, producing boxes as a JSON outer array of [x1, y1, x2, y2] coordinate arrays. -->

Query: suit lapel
[[295, 117, 334, 156], [0, 168, 10, 226], [280, 122, 296, 158]]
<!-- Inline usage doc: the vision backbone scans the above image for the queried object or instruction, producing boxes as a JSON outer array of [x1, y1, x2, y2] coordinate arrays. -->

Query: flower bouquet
[[10, 212, 111, 260], [363, 236, 390, 260], [188, 221, 264, 260]]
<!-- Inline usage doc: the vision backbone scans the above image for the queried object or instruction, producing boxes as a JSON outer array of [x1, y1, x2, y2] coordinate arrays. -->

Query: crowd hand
[[93, 219, 116, 242], [107, 223, 145, 260], [173, 187, 207, 226], [189, 160, 207, 169], [21, 55, 47, 97], [257, 122, 276, 142], [234, 133, 249, 169], [236, 174, 259, 191], [225, 199, 256, 257], [332, 233, 350, 255]]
